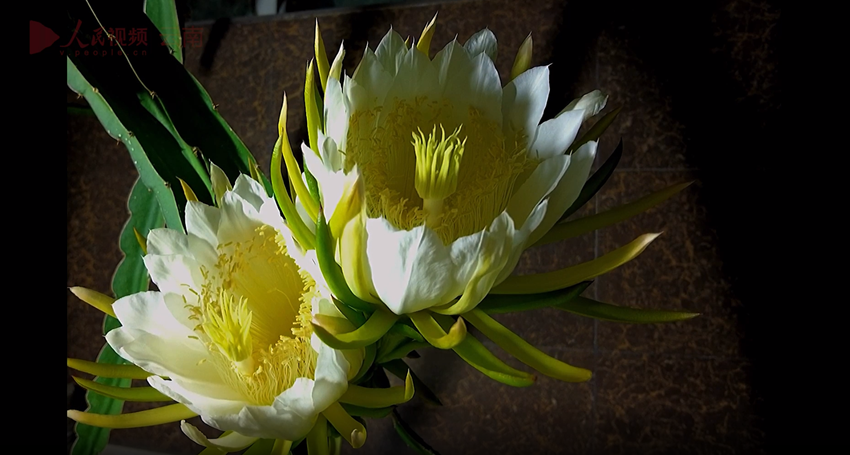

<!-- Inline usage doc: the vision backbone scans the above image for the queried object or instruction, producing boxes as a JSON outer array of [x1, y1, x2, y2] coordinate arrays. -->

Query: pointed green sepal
[[67, 403, 196, 429], [132, 227, 148, 255], [464, 309, 591, 382], [312, 310, 398, 350], [389, 322, 426, 342], [568, 105, 622, 153], [270, 439, 292, 455], [304, 60, 323, 152], [341, 371, 414, 408], [560, 181, 693, 246], [432, 314, 536, 387], [70, 287, 117, 318], [72, 376, 171, 402], [278, 95, 319, 222], [315, 210, 375, 312], [67, 358, 152, 379], [537, 181, 692, 247], [408, 312, 466, 349], [351, 343, 376, 383], [510, 33, 533, 81], [382, 360, 442, 406], [271, 135, 315, 250], [377, 340, 430, 364], [306, 414, 329, 455], [314, 21, 330, 92], [416, 13, 438, 57], [496, 233, 661, 294], [178, 177, 198, 202], [322, 402, 367, 449], [558, 139, 623, 222], [391, 410, 439, 455], [557, 296, 699, 323], [477, 281, 592, 314], [341, 403, 394, 418]]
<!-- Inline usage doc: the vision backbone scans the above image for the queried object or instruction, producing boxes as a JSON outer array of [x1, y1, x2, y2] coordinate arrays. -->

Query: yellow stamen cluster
[[346, 99, 534, 244], [412, 125, 466, 227], [186, 224, 318, 405]]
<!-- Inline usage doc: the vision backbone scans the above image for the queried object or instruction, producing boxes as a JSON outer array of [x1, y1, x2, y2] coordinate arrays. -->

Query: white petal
[[433, 41, 502, 126], [146, 229, 190, 257], [449, 212, 515, 312], [506, 154, 570, 229], [494, 200, 549, 285], [143, 253, 203, 295], [309, 337, 350, 413], [526, 141, 598, 246], [378, 42, 440, 123], [364, 219, 463, 314], [374, 28, 408, 77], [530, 109, 585, 160], [106, 327, 240, 400], [216, 190, 265, 245], [560, 89, 608, 120], [201, 378, 316, 441], [185, 201, 221, 249], [112, 291, 195, 339], [323, 79, 349, 158], [151, 376, 246, 417], [232, 174, 268, 213], [351, 49, 392, 110], [502, 66, 550, 149], [464, 28, 498, 61]]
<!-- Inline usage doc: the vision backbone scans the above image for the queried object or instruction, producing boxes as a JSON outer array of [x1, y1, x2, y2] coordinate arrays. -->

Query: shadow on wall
[[546, 0, 780, 449]]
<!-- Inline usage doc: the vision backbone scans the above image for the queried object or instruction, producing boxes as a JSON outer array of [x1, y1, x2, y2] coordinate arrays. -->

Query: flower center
[[345, 97, 535, 244], [412, 125, 466, 228], [190, 224, 317, 405]]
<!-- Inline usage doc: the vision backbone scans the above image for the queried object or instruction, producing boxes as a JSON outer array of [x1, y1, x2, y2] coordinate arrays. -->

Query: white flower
[[105, 174, 354, 443], [304, 24, 606, 315]]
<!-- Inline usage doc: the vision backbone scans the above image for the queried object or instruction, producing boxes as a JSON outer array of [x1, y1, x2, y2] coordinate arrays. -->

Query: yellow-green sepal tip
[[67, 403, 196, 429], [69, 287, 116, 318]]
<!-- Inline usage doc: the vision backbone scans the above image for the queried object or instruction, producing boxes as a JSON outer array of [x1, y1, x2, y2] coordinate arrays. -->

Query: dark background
[[66, 0, 781, 453]]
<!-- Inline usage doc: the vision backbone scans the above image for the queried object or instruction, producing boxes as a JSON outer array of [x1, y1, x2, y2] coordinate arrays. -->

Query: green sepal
[[351, 343, 376, 384], [557, 296, 699, 323], [537, 182, 693, 247], [315, 211, 374, 312], [382, 360, 442, 406], [432, 315, 536, 387], [341, 404, 393, 419], [477, 281, 592, 314], [558, 139, 622, 222], [391, 410, 440, 455], [568, 105, 622, 153], [464, 310, 592, 382], [312, 310, 398, 350]]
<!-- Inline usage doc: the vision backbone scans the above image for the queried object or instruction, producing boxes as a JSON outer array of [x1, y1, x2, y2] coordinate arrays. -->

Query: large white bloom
[[105, 174, 353, 443], [304, 26, 606, 315]]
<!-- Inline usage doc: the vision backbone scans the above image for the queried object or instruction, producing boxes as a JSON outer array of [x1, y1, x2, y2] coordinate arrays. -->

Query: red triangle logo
[[30, 21, 59, 54]]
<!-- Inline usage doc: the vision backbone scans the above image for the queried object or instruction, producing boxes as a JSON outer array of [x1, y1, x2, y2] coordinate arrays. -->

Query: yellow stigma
[[412, 124, 466, 227], [202, 291, 255, 375]]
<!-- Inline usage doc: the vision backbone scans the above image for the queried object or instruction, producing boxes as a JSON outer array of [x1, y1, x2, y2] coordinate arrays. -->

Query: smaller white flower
[[106, 174, 354, 443]]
